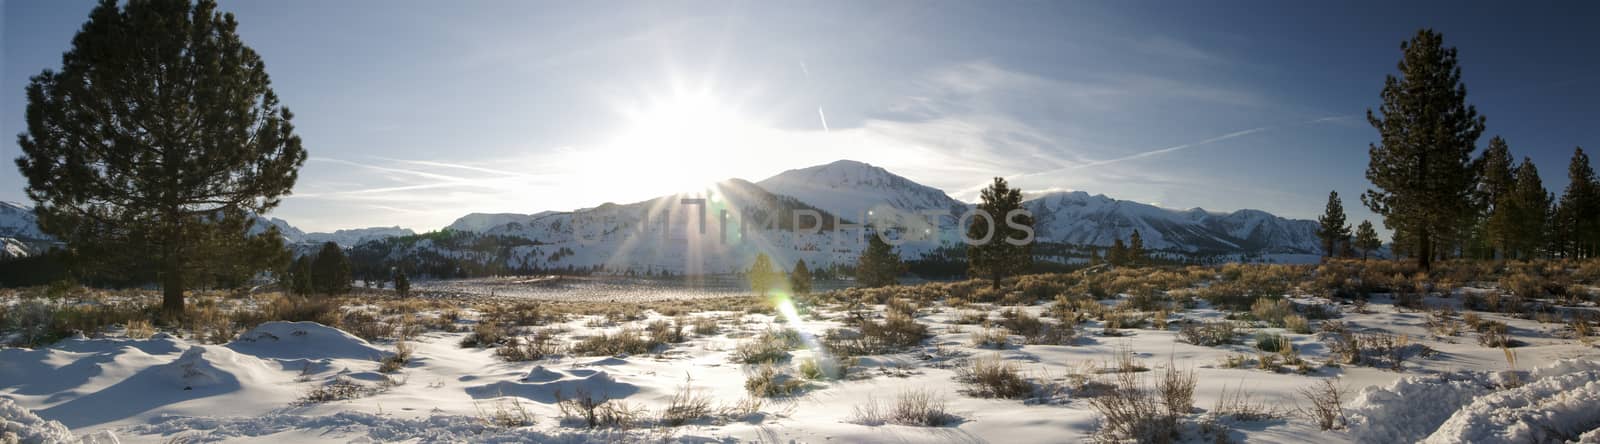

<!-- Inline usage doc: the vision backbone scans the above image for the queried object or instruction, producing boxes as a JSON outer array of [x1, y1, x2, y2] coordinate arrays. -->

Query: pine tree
[[1475, 136, 1516, 258], [289, 255, 314, 296], [14, 0, 307, 315], [747, 253, 780, 296], [1361, 29, 1485, 271], [857, 229, 901, 288], [1355, 220, 1382, 260], [1556, 147, 1599, 258], [311, 242, 351, 295], [1108, 238, 1128, 267], [1497, 158, 1552, 259], [1128, 229, 1145, 267], [967, 177, 1033, 288], [394, 270, 411, 298], [1316, 191, 1352, 258], [789, 259, 812, 295]]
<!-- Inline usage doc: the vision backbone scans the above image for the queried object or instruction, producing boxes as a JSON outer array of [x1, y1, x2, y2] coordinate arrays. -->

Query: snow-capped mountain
[[756, 160, 968, 222], [1024, 191, 1321, 254], [0, 202, 49, 241], [247, 217, 411, 247]]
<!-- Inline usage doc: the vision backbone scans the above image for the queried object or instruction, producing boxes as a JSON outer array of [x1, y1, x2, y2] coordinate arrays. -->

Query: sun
[[590, 91, 761, 199]]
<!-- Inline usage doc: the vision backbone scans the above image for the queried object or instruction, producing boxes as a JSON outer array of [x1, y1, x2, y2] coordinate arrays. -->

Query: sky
[[3, 1, 1598, 233]]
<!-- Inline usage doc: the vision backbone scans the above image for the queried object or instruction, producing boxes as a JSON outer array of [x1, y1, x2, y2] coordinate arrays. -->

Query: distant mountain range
[[0, 159, 1325, 271]]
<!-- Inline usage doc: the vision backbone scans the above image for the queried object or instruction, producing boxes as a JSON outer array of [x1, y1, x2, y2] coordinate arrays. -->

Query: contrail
[[957, 114, 1353, 194], [818, 108, 830, 132]]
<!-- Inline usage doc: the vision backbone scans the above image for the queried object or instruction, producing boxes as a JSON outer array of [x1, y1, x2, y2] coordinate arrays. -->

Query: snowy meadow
[[5, 260, 1600, 443]]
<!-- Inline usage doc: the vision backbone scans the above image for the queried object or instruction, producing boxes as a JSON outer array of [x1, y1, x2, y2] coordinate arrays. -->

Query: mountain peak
[[756, 160, 966, 219]]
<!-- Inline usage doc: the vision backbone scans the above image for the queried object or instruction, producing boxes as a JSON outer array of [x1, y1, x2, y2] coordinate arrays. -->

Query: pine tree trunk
[[1418, 228, 1433, 271], [162, 249, 184, 316]]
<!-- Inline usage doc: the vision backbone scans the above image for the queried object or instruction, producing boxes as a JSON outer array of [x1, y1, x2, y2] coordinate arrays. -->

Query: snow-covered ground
[[3, 278, 1600, 443]]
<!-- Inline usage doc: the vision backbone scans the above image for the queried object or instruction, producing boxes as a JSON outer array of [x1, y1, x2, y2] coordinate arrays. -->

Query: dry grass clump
[[496, 329, 564, 362], [734, 328, 802, 364], [1087, 361, 1196, 444], [1177, 321, 1238, 346], [691, 316, 720, 336], [997, 307, 1075, 345], [970, 327, 1010, 349], [1211, 384, 1283, 422], [1425, 309, 1463, 337], [953, 309, 989, 325], [342, 311, 393, 341], [1475, 320, 1513, 348], [1253, 332, 1288, 353], [458, 321, 509, 348], [476, 396, 536, 428], [744, 364, 806, 398], [571, 327, 658, 356], [797, 356, 855, 380], [1322, 330, 1431, 371], [1296, 378, 1347, 431], [850, 389, 957, 427], [124, 318, 156, 339], [954, 354, 1033, 399], [555, 387, 644, 429], [821, 310, 929, 357], [658, 376, 714, 427], [647, 318, 687, 344], [379, 340, 414, 373], [1250, 297, 1293, 327]]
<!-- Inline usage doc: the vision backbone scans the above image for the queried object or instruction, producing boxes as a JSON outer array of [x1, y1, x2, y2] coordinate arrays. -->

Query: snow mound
[[524, 365, 563, 382], [1423, 360, 1600, 443], [1347, 359, 1600, 443], [152, 346, 280, 391], [465, 369, 639, 402], [1, 396, 76, 443], [227, 322, 387, 361]]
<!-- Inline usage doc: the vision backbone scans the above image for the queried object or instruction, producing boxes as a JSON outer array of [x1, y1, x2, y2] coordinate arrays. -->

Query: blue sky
[[4, 1, 1597, 233]]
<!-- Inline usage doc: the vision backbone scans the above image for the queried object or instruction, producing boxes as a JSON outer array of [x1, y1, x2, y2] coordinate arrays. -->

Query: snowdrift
[[1347, 359, 1600, 443], [1, 397, 118, 444]]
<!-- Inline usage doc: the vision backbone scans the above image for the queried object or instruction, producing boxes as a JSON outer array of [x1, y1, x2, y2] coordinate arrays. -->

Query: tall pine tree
[[1316, 191, 1352, 258], [967, 177, 1033, 289], [1475, 136, 1516, 258], [1108, 238, 1128, 267], [1494, 158, 1551, 259], [1361, 29, 1485, 270], [1128, 229, 1145, 267], [1556, 147, 1599, 258], [15, 0, 307, 315], [312, 242, 351, 295]]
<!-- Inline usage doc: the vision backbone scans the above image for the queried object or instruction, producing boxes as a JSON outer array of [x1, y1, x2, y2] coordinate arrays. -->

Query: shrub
[[459, 321, 509, 348], [954, 354, 1032, 399], [850, 389, 956, 427], [125, 319, 156, 339], [1250, 297, 1293, 327], [379, 341, 413, 373], [1178, 321, 1237, 346], [822, 311, 929, 357], [659, 376, 713, 427], [1284, 315, 1311, 334], [647, 318, 686, 344], [691, 316, 720, 336], [583, 327, 660, 356], [343, 311, 392, 341], [798, 356, 854, 380], [1253, 332, 1287, 353], [1088, 363, 1185, 443], [1297, 378, 1347, 431], [1476, 321, 1512, 348], [734, 329, 798, 364], [555, 387, 642, 428], [970, 327, 1010, 349], [496, 329, 563, 362], [744, 364, 805, 398], [476, 396, 536, 428]]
